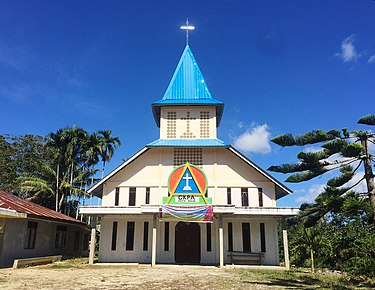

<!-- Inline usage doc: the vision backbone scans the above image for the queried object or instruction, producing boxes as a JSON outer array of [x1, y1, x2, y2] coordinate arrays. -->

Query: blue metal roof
[[152, 45, 224, 127], [146, 138, 230, 147], [154, 99, 223, 105]]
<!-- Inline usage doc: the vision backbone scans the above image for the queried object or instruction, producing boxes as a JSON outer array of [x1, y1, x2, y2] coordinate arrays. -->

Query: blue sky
[[1, 0, 374, 207]]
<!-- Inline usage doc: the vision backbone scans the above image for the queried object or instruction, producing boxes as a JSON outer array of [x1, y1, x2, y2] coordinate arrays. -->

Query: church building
[[80, 44, 297, 266]]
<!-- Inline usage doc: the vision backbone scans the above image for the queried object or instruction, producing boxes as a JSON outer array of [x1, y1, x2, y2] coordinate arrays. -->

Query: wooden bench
[[228, 251, 265, 265], [13, 255, 62, 269]]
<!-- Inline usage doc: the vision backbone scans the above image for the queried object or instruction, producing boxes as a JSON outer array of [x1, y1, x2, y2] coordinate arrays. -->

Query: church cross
[[180, 19, 195, 45], [181, 111, 196, 122], [182, 172, 192, 191], [180, 111, 196, 138]]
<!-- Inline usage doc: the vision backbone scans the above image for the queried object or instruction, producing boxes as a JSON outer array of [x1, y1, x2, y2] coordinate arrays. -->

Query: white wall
[[160, 106, 217, 139], [99, 215, 153, 263], [96, 146, 282, 266], [98, 215, 279, 266], [101, 147, 277, 208], [222, 216, 279, 265]]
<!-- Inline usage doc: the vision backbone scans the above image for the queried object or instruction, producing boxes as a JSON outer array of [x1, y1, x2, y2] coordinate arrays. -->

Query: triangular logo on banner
[[165, 162, 209, 205], [174, 167, 200, 194]]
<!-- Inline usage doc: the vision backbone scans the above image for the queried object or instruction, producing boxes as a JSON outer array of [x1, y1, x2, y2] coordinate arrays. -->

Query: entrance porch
[[93, 212, 287, 267]]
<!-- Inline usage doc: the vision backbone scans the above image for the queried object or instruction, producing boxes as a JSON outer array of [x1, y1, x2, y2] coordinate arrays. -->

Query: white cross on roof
[[180, 18, 195, 45]]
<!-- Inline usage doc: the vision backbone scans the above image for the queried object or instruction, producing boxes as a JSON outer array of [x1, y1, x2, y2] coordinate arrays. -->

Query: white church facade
[[80, 45, 297, 266]]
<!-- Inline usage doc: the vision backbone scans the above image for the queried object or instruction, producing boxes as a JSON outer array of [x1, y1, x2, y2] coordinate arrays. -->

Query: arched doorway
[[175, 222, 201, 264]]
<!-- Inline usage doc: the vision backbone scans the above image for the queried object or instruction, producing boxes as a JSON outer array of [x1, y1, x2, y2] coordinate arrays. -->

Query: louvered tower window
[[166, 111, 177, 138], [200, 111, 210, 138], [173, 148, 202, 167]]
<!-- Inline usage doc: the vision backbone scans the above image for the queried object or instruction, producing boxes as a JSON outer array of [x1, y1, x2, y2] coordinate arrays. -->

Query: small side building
[[0, 190, 90, 268]]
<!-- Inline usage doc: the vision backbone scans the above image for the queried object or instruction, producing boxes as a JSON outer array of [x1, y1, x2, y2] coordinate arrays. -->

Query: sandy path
[[0, 264, 266, 290]]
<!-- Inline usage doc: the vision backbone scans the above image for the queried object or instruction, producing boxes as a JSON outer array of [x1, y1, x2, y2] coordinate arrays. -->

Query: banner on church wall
[[159, 162, 213, 222], [159, 205, 213, 223]]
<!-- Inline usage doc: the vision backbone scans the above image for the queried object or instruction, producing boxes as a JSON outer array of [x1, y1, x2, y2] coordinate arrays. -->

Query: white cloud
[[340, 171, 367, 192], [294, 171, 367, 205], [237, 121, 244, 129], [295, 184, 325, 204], [335, 34, 360, 62], [232, 124, 272, 154], [368, 55, 375, 64], [303, 146, 322, 153]]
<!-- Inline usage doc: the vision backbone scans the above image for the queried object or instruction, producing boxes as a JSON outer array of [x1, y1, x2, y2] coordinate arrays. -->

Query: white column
[[89, 228, 96, 264], [151, 214, 157, 267], [283, 229, 290, 270], [219, 215, 224, 268]]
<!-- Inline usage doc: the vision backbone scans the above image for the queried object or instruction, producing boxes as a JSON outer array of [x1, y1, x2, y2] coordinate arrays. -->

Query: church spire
[[152, 45, 224, 127]]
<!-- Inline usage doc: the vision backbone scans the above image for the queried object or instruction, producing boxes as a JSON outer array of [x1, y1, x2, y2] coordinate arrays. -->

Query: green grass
[[234, 268, 375, 289]]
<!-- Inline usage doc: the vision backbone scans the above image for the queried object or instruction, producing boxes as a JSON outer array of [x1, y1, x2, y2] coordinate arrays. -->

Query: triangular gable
[[227, 147, 292, 199], [88, 147, 149, 196], [89, 146, 292, 200]]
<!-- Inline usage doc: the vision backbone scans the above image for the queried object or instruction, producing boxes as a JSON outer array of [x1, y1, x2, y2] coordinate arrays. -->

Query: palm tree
[[85, 133, 102, 169], [20, 127, 120, 213], [98, 130, 121, 178], [80, 132, 102, 205], [47, 129, 66, 211], [290, 224, 324, 273], [45, 126, 90, 212], [21, 162, 71, 212]]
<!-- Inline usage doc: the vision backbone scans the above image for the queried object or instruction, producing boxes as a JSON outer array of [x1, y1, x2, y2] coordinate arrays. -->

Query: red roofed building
[[0, 190, 90, 267]]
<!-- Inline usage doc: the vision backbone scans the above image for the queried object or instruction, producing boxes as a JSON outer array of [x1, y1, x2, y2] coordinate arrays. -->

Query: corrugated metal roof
[[154, 99, 223, 105], [157, 45, 221, 103], [152, 45, 224, 127], [146, 138, 230, 147], [0, 190, 86, 225]]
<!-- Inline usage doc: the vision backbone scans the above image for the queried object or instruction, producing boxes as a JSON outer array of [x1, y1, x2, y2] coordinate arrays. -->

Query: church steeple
[[152, 45, 224, 128]]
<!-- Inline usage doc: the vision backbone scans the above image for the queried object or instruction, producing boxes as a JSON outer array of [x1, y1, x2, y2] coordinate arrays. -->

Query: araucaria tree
[[268, 114, 375, 224]]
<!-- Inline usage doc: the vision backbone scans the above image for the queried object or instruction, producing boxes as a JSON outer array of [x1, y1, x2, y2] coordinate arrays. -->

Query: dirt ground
[[0, 263, 272, 290], [1, 260, 373, 290]]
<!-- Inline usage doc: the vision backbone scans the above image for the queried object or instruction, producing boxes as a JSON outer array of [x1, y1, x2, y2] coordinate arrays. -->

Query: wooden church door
[[175, 222, 201, 264]]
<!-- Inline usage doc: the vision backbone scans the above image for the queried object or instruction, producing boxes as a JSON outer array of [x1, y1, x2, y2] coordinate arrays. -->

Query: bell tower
[[151, 45, 224, 142]]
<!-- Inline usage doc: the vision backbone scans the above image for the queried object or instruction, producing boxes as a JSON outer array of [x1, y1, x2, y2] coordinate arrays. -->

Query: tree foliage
[[269, 114, 375, 223], [274, 115, 375, 277], [0, 134, 51, 196], [0, 127, 121, 215], [287, 194, 375, 277], [358, 114, 375, 126]]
